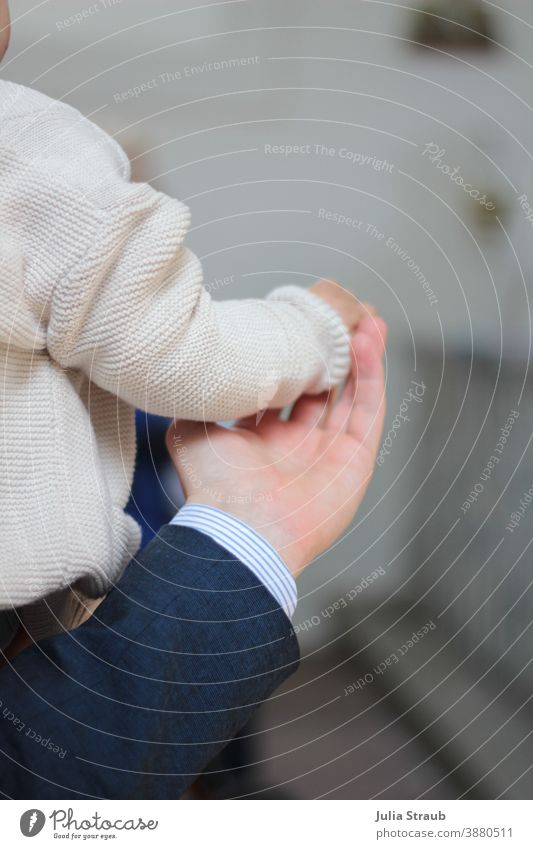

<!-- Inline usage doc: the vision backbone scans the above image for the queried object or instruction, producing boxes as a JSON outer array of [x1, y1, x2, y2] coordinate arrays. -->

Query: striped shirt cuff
[[169, 503, 297, 618]]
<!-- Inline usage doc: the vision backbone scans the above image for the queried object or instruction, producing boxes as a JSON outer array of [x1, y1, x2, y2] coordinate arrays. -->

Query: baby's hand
[[310, 279, 376, 331]]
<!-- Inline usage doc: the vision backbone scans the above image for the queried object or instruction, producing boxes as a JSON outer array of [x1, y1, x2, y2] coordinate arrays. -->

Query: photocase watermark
[[23, 572, 50, 600], [377, 380, 427, 466], [114, 57, 260, 103], [517, 193, 533, 229], [264, 143, 394, 173], [0, 699, 67, 759], [506, 484, 533, 533], [461, 409, 519, 514], [292, 566, 386, 636], [56, 808, 157, 835], [20, 810, 46, 837], [317, 211, 438, 307], [55, 0, 123, 31], [385, 235, 439, 307], [343, 620, 436, 696], [170, 433, 273, 506], [422, 143, 496, 211], [51, 808, 158, 834], [204, 273, 236, 295], [19, 806, 158, 838], [318, 207, 367, 232]]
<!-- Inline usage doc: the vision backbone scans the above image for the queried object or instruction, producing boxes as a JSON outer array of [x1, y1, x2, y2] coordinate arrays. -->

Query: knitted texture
[[0, 81, 351, 633]]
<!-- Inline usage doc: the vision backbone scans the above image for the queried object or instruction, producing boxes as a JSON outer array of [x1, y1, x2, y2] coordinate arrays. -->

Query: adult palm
[[167, 316, 387, 577]]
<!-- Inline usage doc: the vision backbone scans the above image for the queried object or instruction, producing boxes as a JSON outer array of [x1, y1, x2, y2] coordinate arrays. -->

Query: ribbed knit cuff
[[267, 285, 352, 393]]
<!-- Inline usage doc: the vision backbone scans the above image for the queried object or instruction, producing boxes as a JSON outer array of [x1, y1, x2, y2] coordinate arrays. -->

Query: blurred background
[[5, 0, 532, 798]]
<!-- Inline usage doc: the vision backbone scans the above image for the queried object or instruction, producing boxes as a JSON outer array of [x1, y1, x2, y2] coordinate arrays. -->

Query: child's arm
[[47, 183, 353, 420]]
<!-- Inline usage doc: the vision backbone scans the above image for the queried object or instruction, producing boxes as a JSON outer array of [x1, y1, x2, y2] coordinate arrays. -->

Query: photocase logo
[[20, 810, 46, 837]]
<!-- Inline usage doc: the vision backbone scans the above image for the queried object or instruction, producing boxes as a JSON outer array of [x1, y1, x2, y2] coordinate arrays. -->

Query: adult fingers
[[324, 371, 356, 434], [165, 419, 204, 461], [289, 391, 331, 429], [362, 301, 378, 318], [357, 313, 388, 353], [325, 316, 387, 434], [347, 319, 388, 455]]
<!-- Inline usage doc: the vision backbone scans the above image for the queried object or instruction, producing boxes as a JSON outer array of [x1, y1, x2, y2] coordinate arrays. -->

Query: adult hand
[[310, 278, 376, 330], [166, 315, 387, 577]]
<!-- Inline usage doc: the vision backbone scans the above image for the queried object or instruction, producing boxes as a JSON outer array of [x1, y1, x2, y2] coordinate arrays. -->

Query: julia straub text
[[374, 810, 446, 822]]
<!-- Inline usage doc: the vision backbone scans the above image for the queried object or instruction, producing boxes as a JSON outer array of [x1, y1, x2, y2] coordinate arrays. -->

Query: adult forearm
[[0, 525, 299, 799]]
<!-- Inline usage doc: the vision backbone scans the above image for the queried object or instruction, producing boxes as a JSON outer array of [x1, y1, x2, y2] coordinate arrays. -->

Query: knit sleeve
[[46, 184, 351, 421]]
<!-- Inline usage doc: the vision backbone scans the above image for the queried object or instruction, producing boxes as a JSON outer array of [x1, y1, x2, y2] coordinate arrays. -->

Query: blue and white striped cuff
[[169, 503, 297, 618]]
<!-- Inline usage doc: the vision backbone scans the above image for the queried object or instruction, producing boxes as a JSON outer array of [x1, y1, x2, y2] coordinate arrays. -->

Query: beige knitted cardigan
[[0, 81, 351, 639]]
